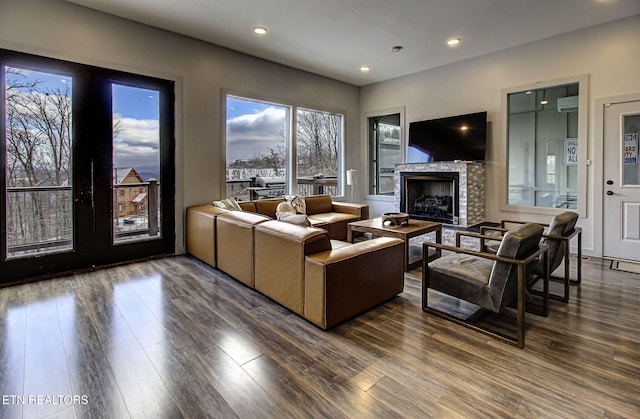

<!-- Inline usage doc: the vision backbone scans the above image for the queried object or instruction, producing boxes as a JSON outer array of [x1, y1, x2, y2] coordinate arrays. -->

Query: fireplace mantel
[[394, 162, 485, 227]]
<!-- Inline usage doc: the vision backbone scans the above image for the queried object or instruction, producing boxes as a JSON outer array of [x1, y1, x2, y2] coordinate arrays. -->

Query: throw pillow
[[213, 198, 243, 211], [284, 195, 306, 214], [276, 212, 311, 226], [276, 201, 296, 214]]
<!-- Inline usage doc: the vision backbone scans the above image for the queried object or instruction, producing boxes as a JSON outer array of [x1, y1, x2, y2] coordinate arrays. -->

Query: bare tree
[[296, 110, 339, 177], [5, 67, 72, 251]]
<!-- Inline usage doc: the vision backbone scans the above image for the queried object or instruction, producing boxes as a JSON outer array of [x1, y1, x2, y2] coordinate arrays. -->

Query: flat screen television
[[407, 111, 487, 162]]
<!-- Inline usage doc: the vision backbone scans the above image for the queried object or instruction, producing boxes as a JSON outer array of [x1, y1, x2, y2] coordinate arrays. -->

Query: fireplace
[[401, 172, 460, 224], [394, 162, 485, 227]]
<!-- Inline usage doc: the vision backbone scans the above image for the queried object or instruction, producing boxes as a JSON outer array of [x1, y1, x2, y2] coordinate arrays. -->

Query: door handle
[[606, 191, 614, 196]]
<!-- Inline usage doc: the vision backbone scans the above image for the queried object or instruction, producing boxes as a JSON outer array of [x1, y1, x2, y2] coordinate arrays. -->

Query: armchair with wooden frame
[[480, 211, 581, 303], [422, 223, 549, 349]]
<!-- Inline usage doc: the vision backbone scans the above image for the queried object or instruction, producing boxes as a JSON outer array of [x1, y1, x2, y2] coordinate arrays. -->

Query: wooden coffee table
[[347, 218, 442, 272]]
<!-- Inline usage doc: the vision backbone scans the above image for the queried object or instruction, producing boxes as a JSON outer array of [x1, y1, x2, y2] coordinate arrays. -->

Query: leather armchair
[[423, 223, 549, 348], [481, 211, 581, 302]]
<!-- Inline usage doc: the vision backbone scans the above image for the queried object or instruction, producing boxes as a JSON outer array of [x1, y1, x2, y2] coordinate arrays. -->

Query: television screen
[[407, 111, 487, 162]]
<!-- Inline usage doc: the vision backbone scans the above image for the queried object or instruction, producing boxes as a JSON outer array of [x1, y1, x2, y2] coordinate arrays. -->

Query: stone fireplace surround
[[394, 162, 485, 227]]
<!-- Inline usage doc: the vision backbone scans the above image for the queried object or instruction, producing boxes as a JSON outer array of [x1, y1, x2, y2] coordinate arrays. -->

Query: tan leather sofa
[[237, 195, 369, 240], [185, 202, 404, 329]]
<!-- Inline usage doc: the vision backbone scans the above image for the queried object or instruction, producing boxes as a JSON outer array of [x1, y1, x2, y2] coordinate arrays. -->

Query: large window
[[225, 95, 343, 200], [504, 75, 588, 213]]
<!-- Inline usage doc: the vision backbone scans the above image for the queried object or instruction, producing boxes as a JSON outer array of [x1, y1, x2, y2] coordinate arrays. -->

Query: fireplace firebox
[[400, 172, 460, 224]]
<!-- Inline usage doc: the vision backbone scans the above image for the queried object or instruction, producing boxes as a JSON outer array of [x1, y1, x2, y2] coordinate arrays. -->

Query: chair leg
[[570, 230, 582, 285], [516, 264, 525, 348]]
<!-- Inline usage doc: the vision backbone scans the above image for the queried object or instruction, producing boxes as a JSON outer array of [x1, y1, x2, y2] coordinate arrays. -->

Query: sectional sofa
[[186, 195, 405, 329]]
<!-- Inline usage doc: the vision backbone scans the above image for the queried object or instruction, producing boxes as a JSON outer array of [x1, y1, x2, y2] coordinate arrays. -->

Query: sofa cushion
[[254, 198, 285, 218], [238, 201, 257, 212], [307, 212, 360, 240], [304, 195, 333, 215]]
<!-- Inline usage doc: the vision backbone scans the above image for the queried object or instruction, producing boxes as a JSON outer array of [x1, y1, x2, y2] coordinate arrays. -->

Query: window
[[504, 75, 588, 212], [225, 95, 343, 200], [368, 113, 402, 195], [296, 108, 342, 196]]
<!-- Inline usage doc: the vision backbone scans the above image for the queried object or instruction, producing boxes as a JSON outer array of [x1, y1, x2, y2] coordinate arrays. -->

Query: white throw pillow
[[276, 212, 311, 226], [284, 195, 306, 214], [276, 201, 296, 214]]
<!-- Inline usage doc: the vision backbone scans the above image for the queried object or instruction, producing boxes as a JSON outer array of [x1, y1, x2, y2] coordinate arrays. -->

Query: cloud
[[113, 115, 159, 173], [226, 107, 286, 160]]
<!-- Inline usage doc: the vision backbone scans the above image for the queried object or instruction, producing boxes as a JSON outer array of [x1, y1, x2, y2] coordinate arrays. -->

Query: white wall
[[0, 0, 360, 254], [361, 15, 640, 256]]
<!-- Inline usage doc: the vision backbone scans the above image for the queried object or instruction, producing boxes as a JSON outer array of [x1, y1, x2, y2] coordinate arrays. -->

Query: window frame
[[500, 75, 589, 217], [223, 91, 346, 199], [364, 107, 405, 199]]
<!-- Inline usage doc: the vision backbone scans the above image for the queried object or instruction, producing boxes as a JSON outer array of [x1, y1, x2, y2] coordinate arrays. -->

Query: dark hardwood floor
[[0, 254, 638, 418]]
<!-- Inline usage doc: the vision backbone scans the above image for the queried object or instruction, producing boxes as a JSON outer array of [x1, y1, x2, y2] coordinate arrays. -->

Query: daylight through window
[[225, 95, 343, 201]]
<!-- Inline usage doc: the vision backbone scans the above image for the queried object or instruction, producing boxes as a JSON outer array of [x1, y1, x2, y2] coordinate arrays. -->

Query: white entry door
[[603, 99, 640, 261]]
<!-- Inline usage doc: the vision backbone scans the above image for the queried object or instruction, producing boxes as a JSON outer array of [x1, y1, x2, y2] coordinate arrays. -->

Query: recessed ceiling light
[[540, 99, 549, 105], [390, 46, 403, 53], [447, 37, 462, 46], [253, 26, 268, 35], [360, 65, 371, 73]]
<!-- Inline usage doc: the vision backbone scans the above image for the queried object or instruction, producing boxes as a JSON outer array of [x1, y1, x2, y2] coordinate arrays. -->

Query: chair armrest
[[501, 219, 550, 228], [422, 241, 549, 266], [544, 226, 581, 242], [480, 226, 509, 235], [454, 230, 504, 248], [331, 202, 369, 219]]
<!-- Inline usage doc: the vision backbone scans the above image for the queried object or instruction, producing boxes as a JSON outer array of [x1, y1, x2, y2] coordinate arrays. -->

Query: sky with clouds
[[6, 67, 161, 179], [112, 85, 160, 178], [8, 69, 291, 178], [226, 97, 287, 162]]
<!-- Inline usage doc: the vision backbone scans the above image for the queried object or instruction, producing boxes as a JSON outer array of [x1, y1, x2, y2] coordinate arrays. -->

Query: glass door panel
[[368, 113, 401, 196], [4, 66, 74, 258], [112, 84, 161, 244], [623, 113, 640, 186]]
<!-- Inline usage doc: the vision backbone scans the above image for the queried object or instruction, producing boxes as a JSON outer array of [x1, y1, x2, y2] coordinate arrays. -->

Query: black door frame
[[0, 49, 175, 285]]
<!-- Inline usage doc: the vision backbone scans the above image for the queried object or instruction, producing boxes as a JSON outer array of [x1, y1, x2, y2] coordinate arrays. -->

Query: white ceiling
[[66, 0, 640, 86]]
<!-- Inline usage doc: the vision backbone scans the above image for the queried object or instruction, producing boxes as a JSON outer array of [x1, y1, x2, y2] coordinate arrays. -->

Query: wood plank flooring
[[0, 255, 638, 418]]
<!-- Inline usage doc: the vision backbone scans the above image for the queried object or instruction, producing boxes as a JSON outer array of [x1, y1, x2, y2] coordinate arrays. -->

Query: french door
[[1, 50, 175, 284], [603, 98, 640, 261]]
